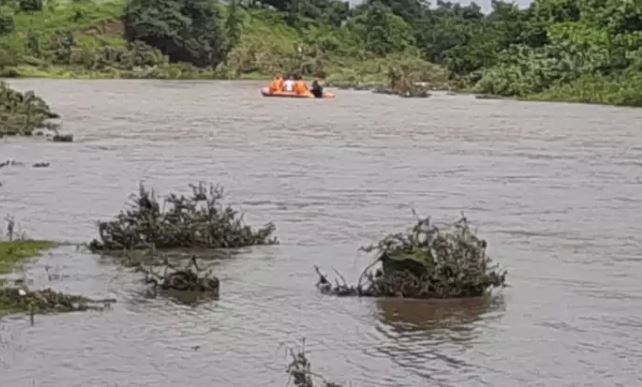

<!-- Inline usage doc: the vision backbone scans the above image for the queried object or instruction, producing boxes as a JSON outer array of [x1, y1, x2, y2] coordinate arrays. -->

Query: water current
[[1, 80, 642, 387]]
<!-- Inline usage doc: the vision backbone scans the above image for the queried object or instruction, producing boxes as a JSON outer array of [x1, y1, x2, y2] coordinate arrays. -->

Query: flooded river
[[1, 80, 642, 387]]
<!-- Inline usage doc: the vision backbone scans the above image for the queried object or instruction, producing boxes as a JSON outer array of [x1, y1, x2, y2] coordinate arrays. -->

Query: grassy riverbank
[[0, 240, 108, 316], [0, 240, 53, 275], [0, 240, 53, 314], [1, 0, 640, 105]]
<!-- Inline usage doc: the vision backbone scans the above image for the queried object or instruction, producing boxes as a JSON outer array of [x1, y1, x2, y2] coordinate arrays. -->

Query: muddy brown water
[[1, 80, 642, 387]]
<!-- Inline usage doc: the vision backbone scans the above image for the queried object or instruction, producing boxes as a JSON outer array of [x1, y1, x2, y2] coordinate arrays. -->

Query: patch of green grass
[[0, 240, 54, 275], [12, 0, 125, 36]]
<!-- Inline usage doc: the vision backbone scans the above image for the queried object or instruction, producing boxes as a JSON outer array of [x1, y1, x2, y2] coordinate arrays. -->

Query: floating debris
[[0, 160, 24, 169], [51, 134, 73, 142], [142, 255, 219, 295], [0, 287, 116, 315], [89, 182, 277, 251], [315, 215, 507, 299]]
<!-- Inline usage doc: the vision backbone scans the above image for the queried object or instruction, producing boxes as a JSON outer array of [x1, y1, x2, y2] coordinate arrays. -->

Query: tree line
[[123, 0, 641, 102], [1, 0, 640, 105]]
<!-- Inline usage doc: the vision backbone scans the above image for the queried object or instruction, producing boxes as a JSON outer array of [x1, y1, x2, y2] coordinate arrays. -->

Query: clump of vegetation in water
[[374, 64, 430, 98], [286, 340, 343, 387], [316, 215, 507, 299], [0, 218, 115, 316], [89, 182, 277, 251], [142, 255, 220, 296], [0, 287, 114, 316], [325, 55, 450, 93], [0, 81, 59, 137]]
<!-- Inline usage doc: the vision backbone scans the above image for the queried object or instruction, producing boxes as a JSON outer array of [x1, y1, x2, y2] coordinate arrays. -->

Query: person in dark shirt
[[310, 79, 324, 98]]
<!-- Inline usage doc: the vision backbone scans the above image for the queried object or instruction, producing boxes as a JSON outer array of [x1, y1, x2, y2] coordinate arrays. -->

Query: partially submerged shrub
[[0, 81, 60, 136], [0, 287, 115, 315], [316, 215, 507, 299], [286, 340, 343, 387], [142, 256, 220, 295], [89, 182, 277, 251]]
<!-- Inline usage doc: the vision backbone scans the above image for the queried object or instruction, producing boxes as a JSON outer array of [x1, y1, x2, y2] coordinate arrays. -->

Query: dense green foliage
[[0, 0, 640, 105], [468, 0, 642, 106], [124, 0, 225, 66], [18, 0, 43, 13], [0, 7, 15, 35]]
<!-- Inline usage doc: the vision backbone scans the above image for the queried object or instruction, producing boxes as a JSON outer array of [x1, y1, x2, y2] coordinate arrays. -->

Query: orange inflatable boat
[[260, 87, 335, 99]]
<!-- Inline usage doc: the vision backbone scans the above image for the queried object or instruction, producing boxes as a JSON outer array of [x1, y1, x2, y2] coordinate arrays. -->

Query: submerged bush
[[286, 340, 343, 387], [316, 216, 507, 299], [0, 81, 59, 136], [0, 287, 114, 315], [89, 182, 277, 251], [143, 256, 220, 295]]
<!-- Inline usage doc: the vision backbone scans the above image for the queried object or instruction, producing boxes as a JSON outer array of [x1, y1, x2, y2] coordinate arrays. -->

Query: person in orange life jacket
[[269, 73, 284, 93], [293, 74, 311, 96]]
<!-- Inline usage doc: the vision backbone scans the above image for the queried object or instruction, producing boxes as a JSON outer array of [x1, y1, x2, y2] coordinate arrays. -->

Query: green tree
[[366, 0, 424, 25], [18, 0, 43, 12], [0, 7, 14, 35], [531, 0, 581, 23], [124, 0, 226, 67], [350, 1, 415, 55], [225, 0, 242, 49]]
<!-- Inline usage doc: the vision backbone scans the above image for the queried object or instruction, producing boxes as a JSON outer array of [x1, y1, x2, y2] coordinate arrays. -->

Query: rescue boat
[[260, 87, 335, 99]]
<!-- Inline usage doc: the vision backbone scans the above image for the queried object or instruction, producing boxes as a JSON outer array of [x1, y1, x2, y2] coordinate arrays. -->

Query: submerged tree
[[286, 340, 343, 387]]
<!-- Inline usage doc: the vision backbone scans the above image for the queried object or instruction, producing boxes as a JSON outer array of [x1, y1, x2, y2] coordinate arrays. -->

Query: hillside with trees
[[0, 0, 640, 106]]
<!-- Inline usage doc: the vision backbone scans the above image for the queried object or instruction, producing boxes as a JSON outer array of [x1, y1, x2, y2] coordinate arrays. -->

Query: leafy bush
[[89, 182, 278, 251], [530, 72, 642, 107], [316, 216, 507, 299], [47, 31, 76, 64], [69, 41, 168, 71]]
